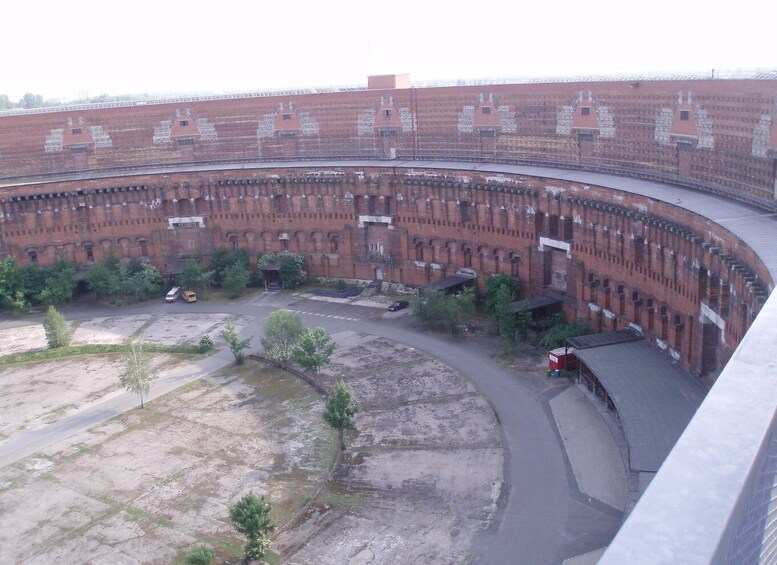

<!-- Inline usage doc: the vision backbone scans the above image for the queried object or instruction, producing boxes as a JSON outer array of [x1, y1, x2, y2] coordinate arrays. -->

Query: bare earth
[[0, 317, 503, 564]]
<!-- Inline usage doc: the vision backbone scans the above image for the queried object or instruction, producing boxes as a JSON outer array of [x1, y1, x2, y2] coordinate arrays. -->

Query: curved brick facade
[[2, 79, 777, 205], [1, 79, 776, 376]]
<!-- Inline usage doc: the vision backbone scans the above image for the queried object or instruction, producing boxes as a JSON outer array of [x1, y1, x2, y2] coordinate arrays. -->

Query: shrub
[[42, 305, 71, 348], [197, 335, 214, 353], [185, 546, 213, 565]]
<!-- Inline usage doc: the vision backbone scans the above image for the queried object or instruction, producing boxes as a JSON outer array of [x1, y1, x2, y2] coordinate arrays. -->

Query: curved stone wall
[[1, 78, 776, 375], [0, 161, 771, 378], [1, 79, 776, 208]]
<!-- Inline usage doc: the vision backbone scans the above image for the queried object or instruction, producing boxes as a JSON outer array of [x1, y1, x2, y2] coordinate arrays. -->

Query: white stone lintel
[[539, 236, 571, 258], [358, 214, 393, 228], [168, 216, 204, 229]]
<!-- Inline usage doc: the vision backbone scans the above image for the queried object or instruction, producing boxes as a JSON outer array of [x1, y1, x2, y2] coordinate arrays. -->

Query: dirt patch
[[0, 317, 504, 564], [494, 340, 552, 374], [0, 355, 175, 441], [0, 362, 334, 564], [0, 313, 249, 357]]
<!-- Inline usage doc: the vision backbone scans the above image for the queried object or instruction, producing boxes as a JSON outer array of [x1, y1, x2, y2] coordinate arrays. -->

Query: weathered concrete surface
[[0, 365, 334, 564], [550, 386, 628, 510], [274, 331, 503, 564], [0, 318, 503, 564]]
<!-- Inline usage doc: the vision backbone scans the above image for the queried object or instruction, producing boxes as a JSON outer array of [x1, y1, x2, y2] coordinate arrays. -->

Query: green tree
[[19, 93, 44, 109], [229, 492, 275, 560], [0, 95, 13, 110], [494, 285, 518, 343], [122, 261, 163, 302], [260, 309, 304, 366], [15, 263, 46, 306], [413, 288, 476, 335], [0, 255, 17, 308], [292, 326, 337, 373], [42, 305, 71, 348], [87, 259, 122, 300], [178, 259, 205, 292], [185, 546, 213, 565], [222, 262, 250, 299], [413, 290, 448, 331], [279, 253, 307, 289], [220, 319, 252, 365], [120, 340, 155, 408], [39, 259, 77, 305], [516, 303, 532, 340], [444, 287, 476, 335], [483, 274, 520, 314], [256, 251, 278, 271], [209, 247, 248, 287], [539, 318, 591, 349], [197, 335, 214, 353], [208, 248, 231, 287], [323, 379, 360, 450]]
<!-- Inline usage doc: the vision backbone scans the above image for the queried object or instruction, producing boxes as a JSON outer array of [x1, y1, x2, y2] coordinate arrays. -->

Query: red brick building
[[1, 76, 775, 376]]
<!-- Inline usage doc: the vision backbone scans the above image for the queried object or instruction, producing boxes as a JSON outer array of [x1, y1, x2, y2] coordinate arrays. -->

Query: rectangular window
[[72, 127, 82, 135], [482, 107, 491, 115], [180, 120, 189, 126], [581, 107, 591, 116], [383, 109, 391, 117], [680, 110, 690, 121], [282, 113, 292, 120]]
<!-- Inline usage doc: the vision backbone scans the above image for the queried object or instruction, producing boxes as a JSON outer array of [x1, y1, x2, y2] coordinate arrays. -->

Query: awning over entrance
[[567, 329, 641, 349], [421, 273, 475, 293], [574, 339, 706, 474], [510, 295, 562, 314]]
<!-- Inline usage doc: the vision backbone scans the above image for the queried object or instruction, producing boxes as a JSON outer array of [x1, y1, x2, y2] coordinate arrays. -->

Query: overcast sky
[[2, 0, 775, 101]]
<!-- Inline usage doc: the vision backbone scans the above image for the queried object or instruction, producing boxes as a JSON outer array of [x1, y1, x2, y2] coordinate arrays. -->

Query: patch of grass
[[120, 408, 167, 430], [320, 493, 369, 506], [94, 494, 120, 509], [0, 343, 203, 368], [124, 505, 174, 528], [263, 550, 281, 565], [202, 536, 243, 556], [64, 443, 94, 459]]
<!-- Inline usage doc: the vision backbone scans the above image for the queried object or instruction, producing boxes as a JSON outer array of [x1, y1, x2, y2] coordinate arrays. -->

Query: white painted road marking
[[287, 309, 360, 322]]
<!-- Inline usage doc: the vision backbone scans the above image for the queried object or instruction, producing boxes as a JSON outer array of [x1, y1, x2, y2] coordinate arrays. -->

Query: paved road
[[0, 293, 621, 564]]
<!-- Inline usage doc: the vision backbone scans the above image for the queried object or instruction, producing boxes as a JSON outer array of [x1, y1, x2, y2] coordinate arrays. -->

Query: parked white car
[[165, 287, 181, 302]]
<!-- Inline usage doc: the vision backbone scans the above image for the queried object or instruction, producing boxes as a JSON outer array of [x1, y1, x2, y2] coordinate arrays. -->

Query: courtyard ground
[[0, 315, 504, 564]]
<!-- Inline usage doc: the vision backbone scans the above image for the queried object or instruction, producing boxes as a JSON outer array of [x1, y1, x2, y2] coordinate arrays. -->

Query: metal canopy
[[510, 295, 562, 313], [421, 273, 475, 291], [574, 340, 706, 473], [567, 329, 641, 349]]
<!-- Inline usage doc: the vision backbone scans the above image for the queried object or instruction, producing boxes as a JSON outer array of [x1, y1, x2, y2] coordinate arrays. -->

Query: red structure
[[548, 347, 577, 372], [0, 75, 775, 377]]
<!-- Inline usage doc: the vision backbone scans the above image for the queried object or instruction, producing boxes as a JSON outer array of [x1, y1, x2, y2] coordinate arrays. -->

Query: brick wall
[[0, 163, 769, 376], [2, 79, 777, 204]]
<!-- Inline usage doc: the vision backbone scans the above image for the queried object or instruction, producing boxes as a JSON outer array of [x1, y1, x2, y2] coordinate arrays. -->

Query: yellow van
[[182, 290, 197, 303]]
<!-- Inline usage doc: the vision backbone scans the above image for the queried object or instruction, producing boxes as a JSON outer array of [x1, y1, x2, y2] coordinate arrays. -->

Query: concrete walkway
[[550, 386, 628, 511]]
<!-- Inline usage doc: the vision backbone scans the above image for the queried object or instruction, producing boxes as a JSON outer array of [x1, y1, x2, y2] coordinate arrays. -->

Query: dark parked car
[[387, 300, 410, 312]]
